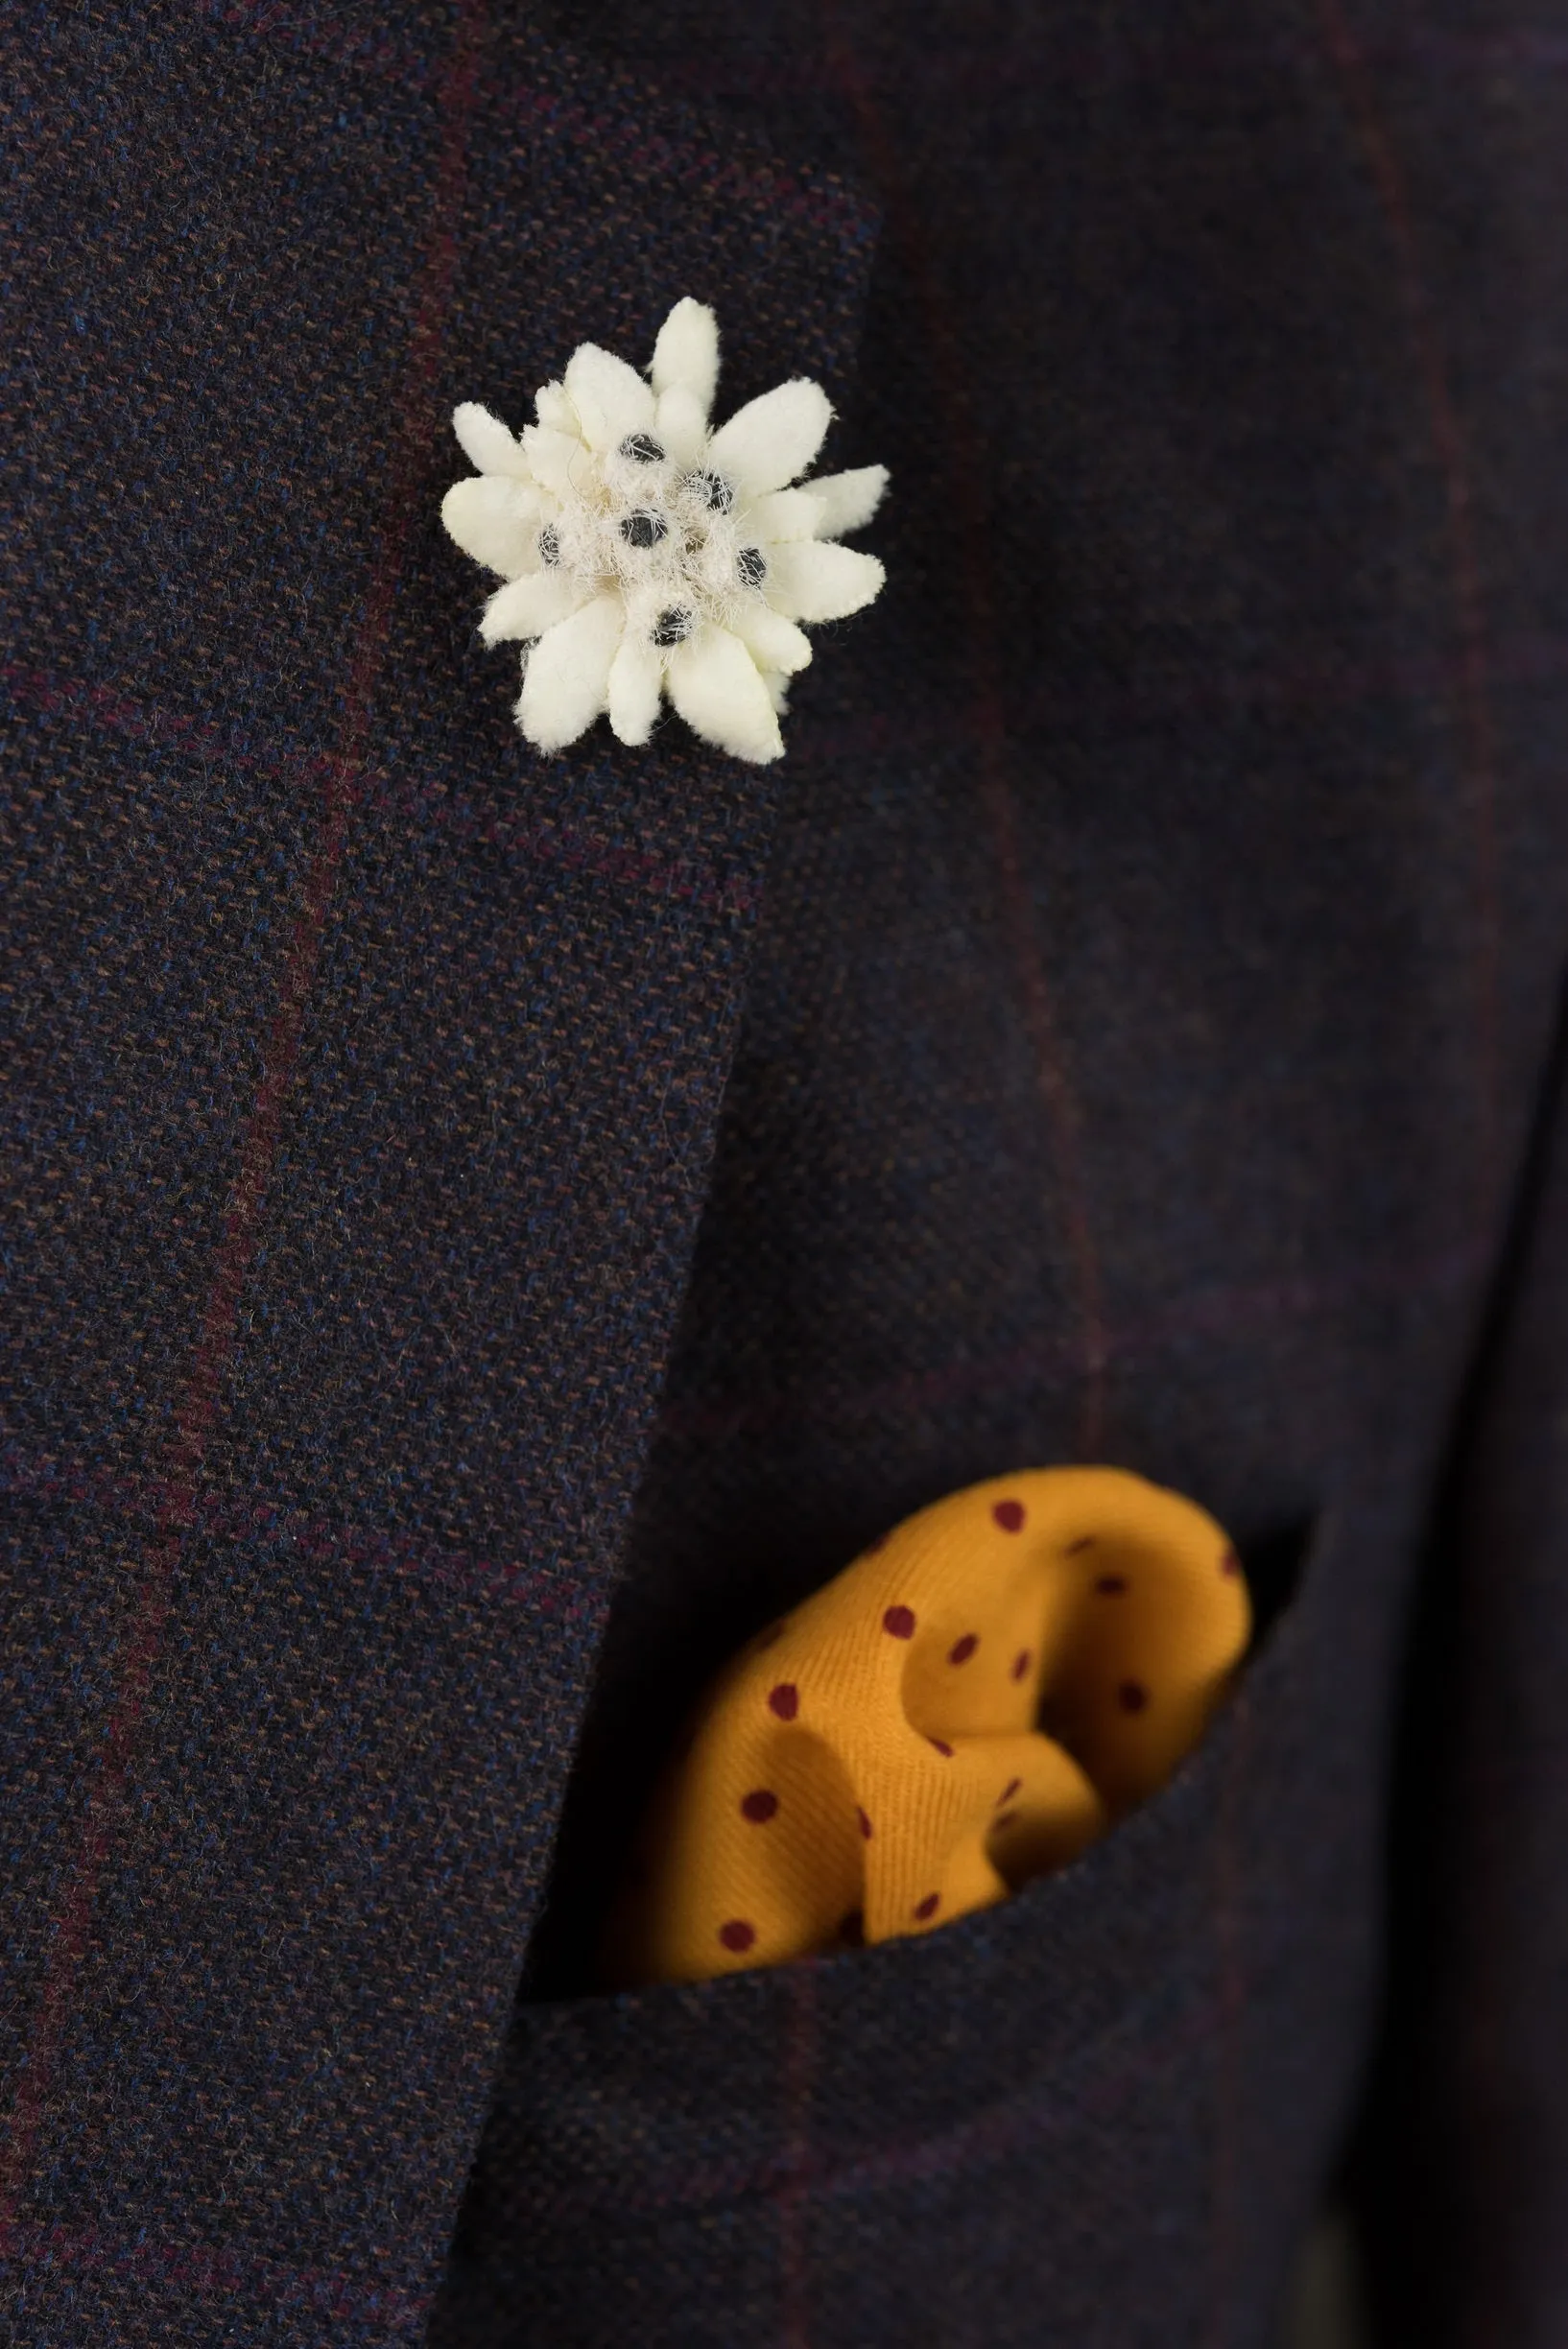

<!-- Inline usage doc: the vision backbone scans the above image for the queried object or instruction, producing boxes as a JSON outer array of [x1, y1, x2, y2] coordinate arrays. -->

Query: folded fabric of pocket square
[[605, 1467, 1249, 1986]]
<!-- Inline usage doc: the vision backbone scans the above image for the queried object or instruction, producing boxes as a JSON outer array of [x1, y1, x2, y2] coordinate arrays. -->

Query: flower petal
[[743, 488, 825, 543], [808, 464, 890, 538], [650, 297, 720, 417], [729, 604, 813, 675], [764, 540, 885, 622], [666, 625, 784, 764], [607, 633, 665, 747], [522, 424, 592, 501], [452, 403, 531, 479], [481, 571, 590, 645], [535, 380, 577, 433], [705, 379, 833, 497], [442, 476, 546, 577], [517, 593, 626, 751], [654, 383, 709, 471], [563, 343, 657, 453]]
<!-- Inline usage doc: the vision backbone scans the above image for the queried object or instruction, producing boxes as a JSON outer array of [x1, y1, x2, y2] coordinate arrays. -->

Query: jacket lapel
[[0, 3, 876, 2334]]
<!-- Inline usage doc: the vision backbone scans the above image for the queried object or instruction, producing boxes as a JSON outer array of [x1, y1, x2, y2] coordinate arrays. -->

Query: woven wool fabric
[[1, 5, 876, 2340], [7, 1, 1568, 2346], [437, 4, 1568, 2346]]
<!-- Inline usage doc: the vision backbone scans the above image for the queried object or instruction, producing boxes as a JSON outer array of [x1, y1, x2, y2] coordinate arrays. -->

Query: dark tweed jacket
[[5, 1, 1568, 2342]]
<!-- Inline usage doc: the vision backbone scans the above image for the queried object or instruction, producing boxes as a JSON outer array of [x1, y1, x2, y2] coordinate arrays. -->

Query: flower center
[[553, 448, 766, 643]]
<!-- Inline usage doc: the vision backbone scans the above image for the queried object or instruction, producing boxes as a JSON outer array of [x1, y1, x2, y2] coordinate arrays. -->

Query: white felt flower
[[440, 298, 888, 764]]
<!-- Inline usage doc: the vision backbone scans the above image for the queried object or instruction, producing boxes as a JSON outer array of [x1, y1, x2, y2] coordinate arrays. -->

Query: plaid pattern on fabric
[[3, 4, 874, 2338], [437, 2, 1568, 2344], [7, 0, 1568, 2344]]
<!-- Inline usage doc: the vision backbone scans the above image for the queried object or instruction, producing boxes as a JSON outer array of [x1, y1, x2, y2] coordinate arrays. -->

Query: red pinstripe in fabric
[[210, 0, 867, 239], [0, 2218, 424, 2328], [767, 1985, 1228, 2212], [0, 1448, 603, 1619], [0, 0, 490, 2221], [438, 23, 1568, 118], [12, 1225, 1483, 1494], [3, 665, 765, 915], [14, 617, 1568, 814], [1318, 0, 1504, 1218], [0, 1222, 1480, 1587], [508, 1977, 1241, 2227], [654, 1235, 1483, 1444], [1312, 37, 1543, 2348]]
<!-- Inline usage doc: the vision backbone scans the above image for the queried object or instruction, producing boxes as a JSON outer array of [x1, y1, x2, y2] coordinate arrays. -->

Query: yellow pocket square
[[606, 1466, 1249, 1986]]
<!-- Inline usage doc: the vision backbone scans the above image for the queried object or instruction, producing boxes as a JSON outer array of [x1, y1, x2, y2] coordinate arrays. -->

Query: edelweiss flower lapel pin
[[440, 298, 888, 764]]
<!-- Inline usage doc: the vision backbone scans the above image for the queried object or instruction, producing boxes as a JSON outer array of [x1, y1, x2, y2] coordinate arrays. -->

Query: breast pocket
[[433, 1511, 1375, 2349]]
